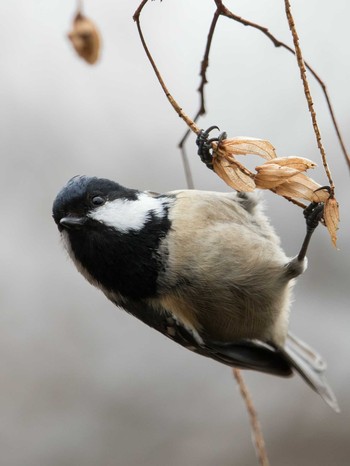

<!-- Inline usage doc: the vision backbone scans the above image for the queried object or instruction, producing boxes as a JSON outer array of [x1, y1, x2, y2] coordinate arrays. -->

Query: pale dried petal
[[224, 155, 255, 177], [255, 163, 301, 189], [216, 137, 276, 161], [263, 156, 316, 171], [213, 158, 256, 192], [273, 173, 330, 202], [68, 13, 101, 64], [324, 197, 340, 247]]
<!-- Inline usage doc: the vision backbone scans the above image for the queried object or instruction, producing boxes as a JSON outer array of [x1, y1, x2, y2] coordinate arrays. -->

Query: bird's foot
[[303, 201, 325, 231], [196, 126, 227, 169]]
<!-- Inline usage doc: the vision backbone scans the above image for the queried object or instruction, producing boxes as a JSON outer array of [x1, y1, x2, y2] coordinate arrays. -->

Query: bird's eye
[[91, 196, 105, 206]]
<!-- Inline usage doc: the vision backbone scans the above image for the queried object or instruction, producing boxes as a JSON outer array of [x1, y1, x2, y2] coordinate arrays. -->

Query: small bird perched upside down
[[52, 174, 339, 412]]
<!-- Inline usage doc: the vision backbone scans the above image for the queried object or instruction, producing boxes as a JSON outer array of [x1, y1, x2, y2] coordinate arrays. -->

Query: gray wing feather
[[281, 334, 339, 412]]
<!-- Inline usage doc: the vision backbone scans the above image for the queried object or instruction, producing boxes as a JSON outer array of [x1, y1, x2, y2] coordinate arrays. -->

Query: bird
[[52, 174, 339, 412]]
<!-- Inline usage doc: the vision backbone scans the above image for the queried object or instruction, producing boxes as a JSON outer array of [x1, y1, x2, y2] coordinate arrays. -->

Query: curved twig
[[133, 2, 199, 136]]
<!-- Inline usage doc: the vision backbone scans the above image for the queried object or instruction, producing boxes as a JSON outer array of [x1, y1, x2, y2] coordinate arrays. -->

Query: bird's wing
[[121, 299, 339, 411], [203, 339, 292, 376], [121, 298, 292, 377]]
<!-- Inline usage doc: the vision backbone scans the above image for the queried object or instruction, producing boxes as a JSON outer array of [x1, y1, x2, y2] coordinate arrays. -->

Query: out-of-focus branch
[[233, 369, 270, 466], [179, 8, 221, 150]]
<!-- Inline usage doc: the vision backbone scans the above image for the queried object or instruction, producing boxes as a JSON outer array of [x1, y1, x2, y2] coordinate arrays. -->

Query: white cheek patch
[[88, 193, 166, 232]]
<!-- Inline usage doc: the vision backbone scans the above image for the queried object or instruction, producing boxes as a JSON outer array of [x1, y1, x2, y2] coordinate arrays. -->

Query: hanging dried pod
[[272, 173, 330, 203], [216, 137, 277, 160], [213, 157, 256, 192], [323, 197, 340, 247], [255, 163, 301, 189], [209, 136, 338, 246], [68, 12, 101, 64], [212, 137, 276, 191], [255, 156, 328, 202]]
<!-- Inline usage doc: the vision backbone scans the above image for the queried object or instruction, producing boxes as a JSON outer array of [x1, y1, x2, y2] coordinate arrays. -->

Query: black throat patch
[[67, 203, 172, 300]]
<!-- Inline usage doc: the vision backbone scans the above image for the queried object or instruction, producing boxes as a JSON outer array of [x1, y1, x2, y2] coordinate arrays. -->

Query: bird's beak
[[59, 216, 86, 230]]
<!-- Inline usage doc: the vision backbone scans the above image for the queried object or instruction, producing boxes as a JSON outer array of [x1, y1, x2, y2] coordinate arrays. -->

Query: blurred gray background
[[0, 1, 349, 465]]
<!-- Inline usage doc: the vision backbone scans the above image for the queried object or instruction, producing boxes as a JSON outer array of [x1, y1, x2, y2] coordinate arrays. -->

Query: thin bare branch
[[284, 0, 334, 190], [133, 1, 200, 136], [180, 145, 195, 189], [179, 8, 221, 150], [271, 190, 306, 209], [133, 0, 200, 188], [197, 9, 221, 119], [233, 369, 270, 466], [214, 0, 350, 171]]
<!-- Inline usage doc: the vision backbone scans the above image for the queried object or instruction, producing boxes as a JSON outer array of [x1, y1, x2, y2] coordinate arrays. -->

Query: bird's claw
[[196, 126, 227, 169], [303, 202, 324, 231], [303, 186, 330, 230]]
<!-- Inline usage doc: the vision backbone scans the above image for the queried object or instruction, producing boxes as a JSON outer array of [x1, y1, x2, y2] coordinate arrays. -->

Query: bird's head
[[52, 175, 143, 233], [52, 175, 172, 299]]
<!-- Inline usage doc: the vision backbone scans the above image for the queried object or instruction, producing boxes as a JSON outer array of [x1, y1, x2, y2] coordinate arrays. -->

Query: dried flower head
[[210, 136, 338, 245], [68, 12, 101, 65], [212, 137, 277, 192]]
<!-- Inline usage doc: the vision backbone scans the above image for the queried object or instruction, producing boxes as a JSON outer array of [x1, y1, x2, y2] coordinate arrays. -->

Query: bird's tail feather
[[281, 332, 339, 412]]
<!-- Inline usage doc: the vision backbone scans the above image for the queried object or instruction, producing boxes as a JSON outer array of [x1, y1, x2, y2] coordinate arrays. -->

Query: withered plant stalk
[[233, 369, 270, 466], [284, 0, 335, 190]]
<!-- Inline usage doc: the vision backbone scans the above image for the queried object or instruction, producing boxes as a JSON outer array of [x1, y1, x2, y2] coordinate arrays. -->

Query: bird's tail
[[280, 332, 340, 412]]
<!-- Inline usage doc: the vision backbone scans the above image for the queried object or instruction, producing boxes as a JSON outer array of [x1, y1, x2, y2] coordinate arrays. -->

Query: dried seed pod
[[324, 197, 340, 247], [273, 173, 330, 202], [210, 137, 276, 192], [216, 137, 277, 160], [209, 136, 338, 246], [255, 156, 318, 190], [255, 163, 301, 189], [68, 12, 101, 64], [213, 157, 256, 192], [262, 156, 317, 171]]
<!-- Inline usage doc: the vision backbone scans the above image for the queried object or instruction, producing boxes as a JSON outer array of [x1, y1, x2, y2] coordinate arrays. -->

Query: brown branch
[[133, 0, 200, 188], [213, 0, 350, 171], [233, 369, 270, 466], [284, 0, 334, 191], [271, 190, 306, 209], [133, 1, 200, 136]]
